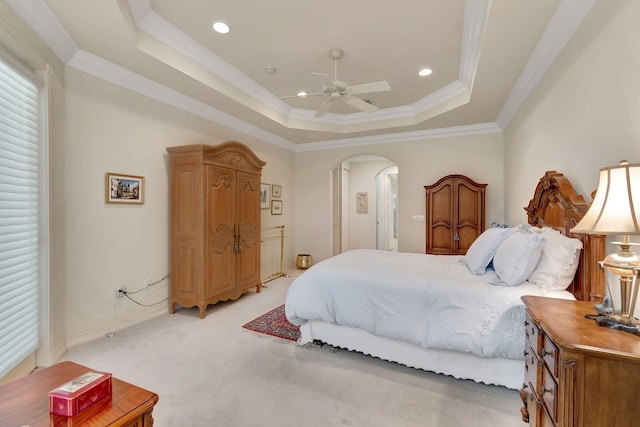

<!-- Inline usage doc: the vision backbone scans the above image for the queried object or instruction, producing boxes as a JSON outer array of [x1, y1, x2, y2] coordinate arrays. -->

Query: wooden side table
[[520, 296, 640, 427], [0, 361, 158, 426]]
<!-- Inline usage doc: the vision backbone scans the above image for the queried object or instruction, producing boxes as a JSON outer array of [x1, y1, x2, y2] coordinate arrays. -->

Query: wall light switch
[[412, 215, 425, 221]]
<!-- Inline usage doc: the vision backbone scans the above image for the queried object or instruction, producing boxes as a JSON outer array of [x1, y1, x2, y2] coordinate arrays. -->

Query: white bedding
[[285, 249, 574, 362]]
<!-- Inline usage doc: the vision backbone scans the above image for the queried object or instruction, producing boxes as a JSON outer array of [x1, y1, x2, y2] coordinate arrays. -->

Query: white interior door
[[341, 165, 350, 252], [332, 165, 341, 256], [375, 167, 398, 251]]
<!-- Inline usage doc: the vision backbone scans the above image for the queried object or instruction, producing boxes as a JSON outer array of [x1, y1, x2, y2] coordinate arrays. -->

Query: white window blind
[[0, 59, 39, 378]]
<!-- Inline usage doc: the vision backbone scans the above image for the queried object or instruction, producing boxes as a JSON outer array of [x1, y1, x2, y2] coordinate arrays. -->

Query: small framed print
[[271, 199, 282, 215], [271, 184, 282, 199], [260, 183, 270, 209], [106, 172, 144, 204], [356, 192, 368, 214]]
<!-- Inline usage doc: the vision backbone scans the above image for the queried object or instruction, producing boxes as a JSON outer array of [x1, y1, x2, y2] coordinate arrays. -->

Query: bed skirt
[[299, 320, 523, 390]]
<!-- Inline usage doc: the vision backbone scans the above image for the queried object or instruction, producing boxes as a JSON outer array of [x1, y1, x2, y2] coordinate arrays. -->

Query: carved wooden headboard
[[524, 171, 605, 302]]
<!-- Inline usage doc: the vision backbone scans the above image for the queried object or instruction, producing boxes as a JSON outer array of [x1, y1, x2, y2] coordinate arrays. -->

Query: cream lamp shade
[[571, 161, 640, 235], [571, 160, 640, 326]]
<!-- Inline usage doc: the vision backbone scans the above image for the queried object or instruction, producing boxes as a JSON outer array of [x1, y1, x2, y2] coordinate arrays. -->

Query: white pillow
[[493, 231, 545, 286], [463, 227, 517, 275], [517, 223, 546, 233], [528, 228, 583, 292]]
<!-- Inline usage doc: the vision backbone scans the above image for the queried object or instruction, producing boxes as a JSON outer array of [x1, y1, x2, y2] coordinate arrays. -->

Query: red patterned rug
[[242, 304, 300, 341]]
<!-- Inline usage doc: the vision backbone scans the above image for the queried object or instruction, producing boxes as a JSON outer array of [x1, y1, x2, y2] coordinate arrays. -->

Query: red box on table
[[48, 371, 112, 416]]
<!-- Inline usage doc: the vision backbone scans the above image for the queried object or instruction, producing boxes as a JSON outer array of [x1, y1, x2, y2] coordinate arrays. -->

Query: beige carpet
[[61, 275, 523, 427]]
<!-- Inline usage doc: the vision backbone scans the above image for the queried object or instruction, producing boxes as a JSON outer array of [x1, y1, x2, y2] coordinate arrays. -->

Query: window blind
[[0, 59, 39, 378]]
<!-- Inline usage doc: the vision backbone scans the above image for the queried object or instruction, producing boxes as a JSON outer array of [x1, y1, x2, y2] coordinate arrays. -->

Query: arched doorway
[[332, 155, 398, 255]]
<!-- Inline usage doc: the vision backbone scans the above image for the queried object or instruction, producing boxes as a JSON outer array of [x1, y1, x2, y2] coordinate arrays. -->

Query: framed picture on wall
[[260, 183, 270, 209], [356, 192, 368, 214], [271, 199, 282, 215], [271, 184, 282, 199], [105, 172, 144, 204]]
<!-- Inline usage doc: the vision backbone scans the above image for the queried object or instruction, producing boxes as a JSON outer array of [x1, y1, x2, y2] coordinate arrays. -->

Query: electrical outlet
[[115, 288, 125, 298]]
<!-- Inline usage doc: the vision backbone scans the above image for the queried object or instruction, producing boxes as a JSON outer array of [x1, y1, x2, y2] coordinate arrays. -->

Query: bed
[[285, 171, 605, 390]]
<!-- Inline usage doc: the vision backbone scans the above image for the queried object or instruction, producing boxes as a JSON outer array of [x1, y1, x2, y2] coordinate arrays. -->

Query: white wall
[[294, 132, 504, 263], [63, 69, 295, 346], [504, 0, 640, 223], [504, 0, 640, 315]]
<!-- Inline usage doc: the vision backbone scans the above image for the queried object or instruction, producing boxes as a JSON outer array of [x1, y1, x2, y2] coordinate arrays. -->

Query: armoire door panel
[[236, 171, 261, 287], [175, 245, 197, 295], [426, 182, 454, 253], [174, 167, 199, 237], [457, 226, 479, 253], [206, 165, 236, 295], [456, 184, 481, 227], [429, 185, 453, 224], [431, 225, 454, 253]]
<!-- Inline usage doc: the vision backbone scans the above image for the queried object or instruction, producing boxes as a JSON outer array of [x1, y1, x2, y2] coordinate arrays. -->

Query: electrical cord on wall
[[120, 273, 170, 307]]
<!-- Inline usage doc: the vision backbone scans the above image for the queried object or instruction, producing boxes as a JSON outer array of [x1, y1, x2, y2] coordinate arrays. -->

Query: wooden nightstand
[[520, 296, 640, 427], [0, 361, 158, 426]]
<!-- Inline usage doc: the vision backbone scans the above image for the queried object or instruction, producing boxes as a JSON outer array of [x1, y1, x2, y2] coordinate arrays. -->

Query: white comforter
[[285, 249, 574, 361]]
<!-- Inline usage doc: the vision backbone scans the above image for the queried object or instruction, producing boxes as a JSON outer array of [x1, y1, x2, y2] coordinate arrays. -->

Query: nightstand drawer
[[540, 364, 558, 422], [524, 343, 540, 389], [541, 334, 559, 378], [525, 314, 542, 349], [522, 381, 542, 426]]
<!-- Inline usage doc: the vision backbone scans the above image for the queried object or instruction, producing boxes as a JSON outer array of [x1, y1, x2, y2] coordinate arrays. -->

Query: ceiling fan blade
[[344, 95, 378, 113], [348, 81, 391, 95], [315, 98, 334, 117]]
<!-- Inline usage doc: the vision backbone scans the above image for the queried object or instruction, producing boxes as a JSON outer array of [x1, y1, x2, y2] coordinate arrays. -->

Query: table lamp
[[571, 160, 640, 334]]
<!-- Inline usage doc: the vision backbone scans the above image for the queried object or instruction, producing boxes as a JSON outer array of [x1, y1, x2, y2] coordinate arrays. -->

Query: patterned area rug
[[242, 304, 300, 341]]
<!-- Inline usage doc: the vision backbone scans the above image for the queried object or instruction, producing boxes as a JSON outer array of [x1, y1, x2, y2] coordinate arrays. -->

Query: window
[[0, 57, 40, 378]]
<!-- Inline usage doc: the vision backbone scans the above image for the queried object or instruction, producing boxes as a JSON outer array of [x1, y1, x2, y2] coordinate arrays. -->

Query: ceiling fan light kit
[[281, 48, 391, 117]]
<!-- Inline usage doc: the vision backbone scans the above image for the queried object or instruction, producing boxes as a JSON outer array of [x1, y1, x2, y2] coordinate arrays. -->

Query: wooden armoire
[[424, 174, 486, 255], [166, 142, 266, 318]]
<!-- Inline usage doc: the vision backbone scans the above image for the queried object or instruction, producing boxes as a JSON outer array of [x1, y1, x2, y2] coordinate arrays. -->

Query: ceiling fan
[[281, 49, 391, 117]]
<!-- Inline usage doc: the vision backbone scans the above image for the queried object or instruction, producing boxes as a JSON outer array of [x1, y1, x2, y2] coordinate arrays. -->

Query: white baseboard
[[65, 306, 166, 350]]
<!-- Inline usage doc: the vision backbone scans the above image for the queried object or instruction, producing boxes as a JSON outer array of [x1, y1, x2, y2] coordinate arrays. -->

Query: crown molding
[[132, 8, 288, 116], [5, 0, 78, 63], [294, 122, 502, 152], [66, 49, 296, 151], [496, 0, 598, 128], [459, 0, 491, 88]]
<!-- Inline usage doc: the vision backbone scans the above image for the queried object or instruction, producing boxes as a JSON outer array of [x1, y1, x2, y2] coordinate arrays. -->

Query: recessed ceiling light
[[419, 68, 433, 77], [264, 66, 277, 74], [212, 22, 230, 34]]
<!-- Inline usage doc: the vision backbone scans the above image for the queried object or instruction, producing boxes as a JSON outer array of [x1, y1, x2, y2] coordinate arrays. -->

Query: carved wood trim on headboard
[[524, 171, 605, 302]]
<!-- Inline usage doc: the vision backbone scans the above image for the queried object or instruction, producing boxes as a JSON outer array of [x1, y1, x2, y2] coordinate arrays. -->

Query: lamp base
[[585, 313, 640, 336]]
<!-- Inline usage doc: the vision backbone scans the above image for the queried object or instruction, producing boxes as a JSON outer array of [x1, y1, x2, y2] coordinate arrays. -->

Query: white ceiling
[[7, 0, 598, 150]]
